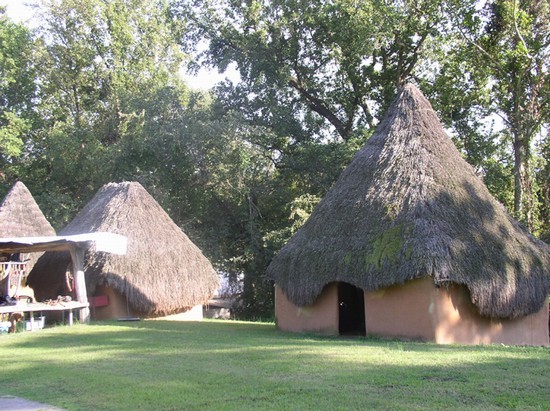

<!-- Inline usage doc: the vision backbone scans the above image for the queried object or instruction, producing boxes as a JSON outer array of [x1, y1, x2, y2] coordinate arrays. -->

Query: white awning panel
[[0, 232, 127, 255]]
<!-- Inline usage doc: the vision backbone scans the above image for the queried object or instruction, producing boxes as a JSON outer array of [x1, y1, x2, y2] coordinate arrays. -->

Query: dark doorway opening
[[338, 282, 366, 335]]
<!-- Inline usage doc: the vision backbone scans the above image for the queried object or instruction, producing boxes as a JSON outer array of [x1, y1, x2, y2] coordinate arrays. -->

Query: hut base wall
[[91, 286, 204, 321], [91, 286, 133, 320], [364, 277, 436, 341], [364, 277, 549, 346], [432, 281, 549, 346], [275, 284, 338, 335], [276, 277, 548, 346]]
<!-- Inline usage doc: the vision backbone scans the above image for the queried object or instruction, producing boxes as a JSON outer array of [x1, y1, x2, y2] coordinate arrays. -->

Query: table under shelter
[[0, 233, 127, 327]]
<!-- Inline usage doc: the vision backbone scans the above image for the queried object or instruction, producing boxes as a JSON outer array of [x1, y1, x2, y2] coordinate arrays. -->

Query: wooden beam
[[69, 245, 90, 323]]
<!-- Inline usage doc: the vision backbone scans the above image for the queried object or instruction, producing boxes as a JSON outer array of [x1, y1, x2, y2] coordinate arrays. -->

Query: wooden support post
[[69, 245, 90, 323], [1, 262, 9, 296]]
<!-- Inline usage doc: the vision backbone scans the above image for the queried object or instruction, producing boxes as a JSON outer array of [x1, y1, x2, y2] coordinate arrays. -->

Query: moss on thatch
[[28, 182, 218, 316], [267, 83, 550, 319]]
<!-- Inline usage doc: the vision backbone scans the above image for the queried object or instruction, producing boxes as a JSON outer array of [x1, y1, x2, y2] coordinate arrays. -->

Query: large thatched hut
[[27, 182, 218, 320], [267, 83, 550, 346], [0, 181, 56, 298]]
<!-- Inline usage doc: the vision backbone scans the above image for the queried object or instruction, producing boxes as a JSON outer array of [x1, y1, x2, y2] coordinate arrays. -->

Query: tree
[[174, 0, 446, 142], [445, 0, 549, 230], [536, 131, 549, 241], [0, 10, 36, 175], [19, 0, 188, 225], [169, 0, 472, 316], [36, 0, 185, 139], [419, 18, 517, 212]]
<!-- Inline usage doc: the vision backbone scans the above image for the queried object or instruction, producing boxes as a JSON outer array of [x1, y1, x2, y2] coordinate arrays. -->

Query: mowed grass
[[0, 320, 548, 410]]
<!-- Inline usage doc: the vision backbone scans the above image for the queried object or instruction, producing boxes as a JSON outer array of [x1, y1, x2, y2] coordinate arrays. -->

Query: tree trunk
[[72, 83, 81, 128], [513, 134, 534, 229]]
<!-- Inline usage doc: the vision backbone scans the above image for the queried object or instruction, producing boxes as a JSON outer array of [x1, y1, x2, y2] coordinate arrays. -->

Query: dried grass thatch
[[0, 181, 55, 239], [27, 182, 218, 316], [267, 83, 550, 319], [0, 181, 56, 268]]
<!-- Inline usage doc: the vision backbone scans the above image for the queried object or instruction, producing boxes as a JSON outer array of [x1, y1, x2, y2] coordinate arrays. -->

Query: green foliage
[[175, 0, 446, 141], [288, 194, 321, 234], [2, 0, 548, 319], [534, 133, 549, 242], [0, 12, 37, 171], [442, 0, 549, 232], [0, 111, 27, 157], [0, 13, 36, 114], [6, 0, 189, 227], [419, 0, 549, 237]]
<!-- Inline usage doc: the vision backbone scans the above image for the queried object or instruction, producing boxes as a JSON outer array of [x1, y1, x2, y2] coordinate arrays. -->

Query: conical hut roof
[[267, 83, 550, 319], [0, 181, 56, 269], [28, 182, 218, 316], [0, 181, 55, 238]]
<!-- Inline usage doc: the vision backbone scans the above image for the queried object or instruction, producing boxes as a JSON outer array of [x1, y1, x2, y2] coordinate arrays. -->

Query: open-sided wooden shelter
[[267, 84, 550, 346], [27, 182, 218, 320], [1, 233, 127, 324]]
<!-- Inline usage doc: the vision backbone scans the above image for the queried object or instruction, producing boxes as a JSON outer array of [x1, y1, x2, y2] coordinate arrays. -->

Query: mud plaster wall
[[364, 277, 549, 346], [275, 283, 339, 335], [90, 285, 132, 320], [275, 278, 549, 346], [90, 285, 203, 320]]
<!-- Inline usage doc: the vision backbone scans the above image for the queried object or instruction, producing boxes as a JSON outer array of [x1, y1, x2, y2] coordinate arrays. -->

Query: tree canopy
[[0, 9, 36, 166], [0, 0, 548, 318], [175, 0, 448, 142]]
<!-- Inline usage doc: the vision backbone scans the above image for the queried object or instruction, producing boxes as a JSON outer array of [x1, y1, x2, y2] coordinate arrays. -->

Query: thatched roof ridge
[[28, 182, 218, 316], [0, 181, 55, 238], [267, 83, 550, 319]]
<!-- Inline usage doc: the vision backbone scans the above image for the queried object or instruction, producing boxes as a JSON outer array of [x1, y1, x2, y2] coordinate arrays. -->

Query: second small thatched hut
[[267, 83, 550, 346], [28, 181, 218, 319]]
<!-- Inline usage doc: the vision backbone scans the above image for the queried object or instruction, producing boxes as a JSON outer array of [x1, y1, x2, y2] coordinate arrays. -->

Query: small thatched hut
[[27, 181, 218, 320], [0, 181, 56, 239], [0, 181, 56, 297], [267, 83, 550, 346]]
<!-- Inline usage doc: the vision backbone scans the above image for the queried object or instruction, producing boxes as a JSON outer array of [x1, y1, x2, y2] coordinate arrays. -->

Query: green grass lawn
[[0, 320, 548, 410]]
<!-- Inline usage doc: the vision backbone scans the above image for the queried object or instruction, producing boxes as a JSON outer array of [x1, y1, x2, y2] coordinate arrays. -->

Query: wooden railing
[[1, 261, 28, 295]]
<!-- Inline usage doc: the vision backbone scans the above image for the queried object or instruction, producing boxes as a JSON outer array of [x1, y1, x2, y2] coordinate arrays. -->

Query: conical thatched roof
[[0, 181, 55, 238], [28, 182, 218, 316], [267, 83, 550, 319]]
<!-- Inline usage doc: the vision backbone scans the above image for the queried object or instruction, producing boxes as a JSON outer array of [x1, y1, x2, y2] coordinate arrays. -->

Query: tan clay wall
[[364, 277, 549, 346], [275, 283, 338, 335], [90, 286, 133, 320], [276, 277, 549, 346], [432, 283, 549, 346], [90, 286, 204, 321], [364, 277, 436, 340]]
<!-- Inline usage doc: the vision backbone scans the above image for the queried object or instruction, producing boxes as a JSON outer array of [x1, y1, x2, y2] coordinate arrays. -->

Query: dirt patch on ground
[[0, 395, 66, 410]]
